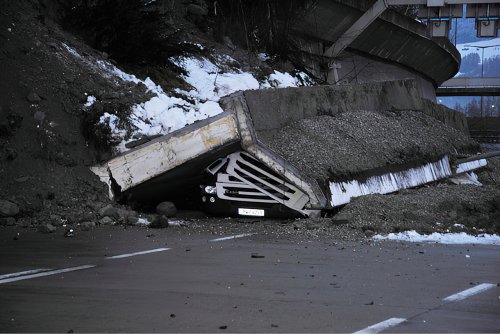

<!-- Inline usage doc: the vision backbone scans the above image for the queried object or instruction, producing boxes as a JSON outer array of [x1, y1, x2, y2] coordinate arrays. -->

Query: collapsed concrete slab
[[92, 80, 483, 217]]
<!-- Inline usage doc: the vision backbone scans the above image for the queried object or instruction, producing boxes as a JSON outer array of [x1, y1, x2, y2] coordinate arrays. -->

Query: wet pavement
[[0, 225, 499, 333]]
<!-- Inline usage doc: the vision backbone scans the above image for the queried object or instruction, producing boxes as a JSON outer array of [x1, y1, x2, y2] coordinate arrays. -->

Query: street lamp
[[464, 44, 500, 77], [464, 44, 500, 117]]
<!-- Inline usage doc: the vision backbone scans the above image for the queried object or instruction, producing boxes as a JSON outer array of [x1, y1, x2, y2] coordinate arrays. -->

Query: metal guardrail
[[440, 77, 500, 88], [469, 130, 500, 143], [437, 77, 500, 96]]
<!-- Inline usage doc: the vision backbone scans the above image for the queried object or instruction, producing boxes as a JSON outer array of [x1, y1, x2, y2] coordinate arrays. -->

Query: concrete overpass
[[437, 77, 500, 96], [289, 0, 461, 100]]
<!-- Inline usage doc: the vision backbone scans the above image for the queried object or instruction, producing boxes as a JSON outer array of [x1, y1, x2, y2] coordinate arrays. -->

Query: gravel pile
[[337, 183, 500, 235], [258, 110, 478, 184]]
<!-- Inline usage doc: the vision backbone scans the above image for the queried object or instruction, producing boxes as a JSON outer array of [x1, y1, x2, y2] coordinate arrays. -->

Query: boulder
[[50, 214, 64, 226], [0, 217, 16, 226], [118, 209, 138, 221], [331, 212, 351, 225], [67, 211, 95, 224], [99, 204, 119, 218], [80, 221, 96, 231], [125, 215, 139, 225], [98, 216, 114, 225], [149, 215, 169, 228], [38, 223, 56, 233], [156, 201, 177, 217], [187, 4, 207, 17], [5, 147, 17, 161], [26, 91, 41, 103], [364, 229, 375, 238], [0, 200, 19, 217]]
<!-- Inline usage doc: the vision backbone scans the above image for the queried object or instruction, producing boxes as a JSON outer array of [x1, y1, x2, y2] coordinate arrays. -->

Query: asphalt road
[[0, 225, 499, 333]]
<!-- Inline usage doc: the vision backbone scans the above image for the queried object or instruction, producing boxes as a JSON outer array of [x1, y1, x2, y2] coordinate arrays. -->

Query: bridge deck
[[437, 77, 500, 96]]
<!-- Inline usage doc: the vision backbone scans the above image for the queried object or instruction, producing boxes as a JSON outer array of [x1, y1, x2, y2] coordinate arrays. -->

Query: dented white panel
[[329, 156, 452, 207], [456, 159, 487, 174], [98, 114, 239, 192]]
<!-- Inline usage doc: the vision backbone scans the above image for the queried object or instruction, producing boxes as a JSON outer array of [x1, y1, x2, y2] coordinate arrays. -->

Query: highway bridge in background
[[437, 77, 500, 96]]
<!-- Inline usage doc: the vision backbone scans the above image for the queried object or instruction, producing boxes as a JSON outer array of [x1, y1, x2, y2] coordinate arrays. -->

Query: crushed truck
[[91, 80, 490, 218]]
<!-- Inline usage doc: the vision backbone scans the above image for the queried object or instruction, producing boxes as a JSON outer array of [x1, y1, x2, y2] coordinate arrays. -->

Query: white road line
[[353, 318, 406, 334], [106, 248, 171, 259], [0, 268, 52, 280], [443, 283, 496, 302], [0, 265, 96, 284], [209, 233, 256, 242]]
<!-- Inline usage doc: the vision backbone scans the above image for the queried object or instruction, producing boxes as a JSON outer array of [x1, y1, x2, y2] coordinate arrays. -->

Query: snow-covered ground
[[374, 230, 500, 245], [63, 43, 312, 152]]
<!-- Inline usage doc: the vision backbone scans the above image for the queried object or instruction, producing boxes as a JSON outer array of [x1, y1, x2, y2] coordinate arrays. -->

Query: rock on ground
[[156, 201, 177, 217], [0, 217, 16, 226], [0, 200, 19, 217], [38, 223, 56, 233], [149, 215, 170, 228]]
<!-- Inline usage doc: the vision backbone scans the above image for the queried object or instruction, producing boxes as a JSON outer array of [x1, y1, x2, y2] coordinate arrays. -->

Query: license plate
[[238, 208, 265, 217]]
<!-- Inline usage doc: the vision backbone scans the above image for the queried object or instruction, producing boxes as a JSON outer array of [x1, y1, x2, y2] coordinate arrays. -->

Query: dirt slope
[[0, 1, 150, 226]]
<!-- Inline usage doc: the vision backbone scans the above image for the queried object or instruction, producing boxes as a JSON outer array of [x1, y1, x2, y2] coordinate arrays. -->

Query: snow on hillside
[[456, 37, 500, 61], [63, 44, 311, 152]]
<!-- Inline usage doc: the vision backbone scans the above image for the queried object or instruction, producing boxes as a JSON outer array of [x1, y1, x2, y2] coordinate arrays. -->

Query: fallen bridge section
[[232, 80, 478, 208], [93, 80, 483, 216]]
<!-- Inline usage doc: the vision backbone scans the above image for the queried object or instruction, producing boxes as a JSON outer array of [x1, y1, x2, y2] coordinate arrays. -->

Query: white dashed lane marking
[[106, 247, 171, 259], [353, 318, 406, 334], [0, 265, 96, 284], [209, 233, 256, 242], [0, 268, 52, 280], [443, 283, 496, 302], [353, 283, 497, 333]]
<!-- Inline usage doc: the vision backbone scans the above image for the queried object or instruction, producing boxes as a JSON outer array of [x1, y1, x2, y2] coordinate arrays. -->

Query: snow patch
[[63, 42, 312, 151], [373, 230, 500, 245], [137, 218, 151, 225], [62, 43, 81, 58], [262, 71, 301, 88], [83, 95, 96, 108], [174, 57, 260, 101], [258, 53, 270, 61], [168, 220, 185, 227]]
